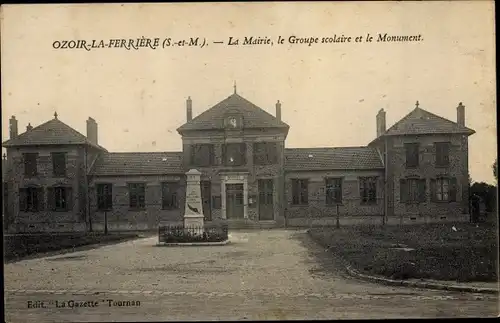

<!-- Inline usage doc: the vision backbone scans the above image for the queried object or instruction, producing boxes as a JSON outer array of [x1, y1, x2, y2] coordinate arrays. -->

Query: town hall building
[[2, 89, 475, 232]]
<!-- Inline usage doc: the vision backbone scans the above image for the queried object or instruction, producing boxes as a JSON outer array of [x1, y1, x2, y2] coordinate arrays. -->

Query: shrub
[[159, 224, 228, 243]]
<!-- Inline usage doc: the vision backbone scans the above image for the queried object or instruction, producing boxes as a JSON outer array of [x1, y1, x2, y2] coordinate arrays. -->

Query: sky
[[1, 2, 496, 184]]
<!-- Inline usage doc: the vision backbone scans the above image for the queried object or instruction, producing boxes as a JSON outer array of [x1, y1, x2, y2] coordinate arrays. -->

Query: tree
[[470, 182, 497, 213], [493, 159, 498, 183]]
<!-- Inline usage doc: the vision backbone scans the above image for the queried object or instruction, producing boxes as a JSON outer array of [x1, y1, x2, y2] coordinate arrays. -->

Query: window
[[431, 177, 457, 202], [325, 178, 342, 205], [129, 183, 146, 209], [435, 142, 450, 167], [97, 183, 113, 211], [19, 187, 43, 212], [52, 152, 67, 177], [223, 143, 247, 166], [400, 178, 426, 203], [292, 179, 309, 205], [253, 142, 278, 165], [405, 143, 419, 168], [47, 186, 72, 211], [23, 153, 38, 177], [162, 182, 179, 209], [191, 144, 214, 167], [359, 177, 377, 204]]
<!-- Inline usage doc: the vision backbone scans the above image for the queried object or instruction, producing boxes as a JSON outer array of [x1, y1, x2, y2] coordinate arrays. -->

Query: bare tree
[[493, 158, 498, 183]]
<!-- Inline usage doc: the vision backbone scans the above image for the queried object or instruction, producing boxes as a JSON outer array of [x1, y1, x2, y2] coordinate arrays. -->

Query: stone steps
[[225, 220, 278, 229]]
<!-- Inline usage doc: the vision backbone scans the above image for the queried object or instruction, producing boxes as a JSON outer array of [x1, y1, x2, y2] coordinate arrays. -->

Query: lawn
[[308, 222, 498, 282], [4, 232, 140, 261]]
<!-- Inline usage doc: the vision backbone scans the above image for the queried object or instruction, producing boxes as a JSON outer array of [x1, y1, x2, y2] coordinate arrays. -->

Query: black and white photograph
[[1, 1, 498, 321]]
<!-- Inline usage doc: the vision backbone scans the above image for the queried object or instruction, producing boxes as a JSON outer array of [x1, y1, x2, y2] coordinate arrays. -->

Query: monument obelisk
[[183, 169, 205, 229]]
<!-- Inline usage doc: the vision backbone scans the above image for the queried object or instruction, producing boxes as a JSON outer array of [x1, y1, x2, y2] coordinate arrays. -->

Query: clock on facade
[[229, 117, 237, 128]]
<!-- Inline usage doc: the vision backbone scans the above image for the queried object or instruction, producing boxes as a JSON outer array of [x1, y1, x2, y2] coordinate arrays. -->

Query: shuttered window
[[129, 183, 146, 209], [431, 177, 457, 202], [292, 179, 309, 205], [405, 143, 419, 168], [19, 187, 44, 212], [325, 178, 342, 205], [223, 143, 247, 166], [400, 178, 426, 203], [52, 152, 67, 177], [360, 177, 377, 204], [46, 186, 72, 211], [191, 144, 214, 167], [23, 153, 38, 177], [253, 142, 278, 165], [162, 182, 179, 209], [435, 142, 450, 167], [97, 183, 113, 211]]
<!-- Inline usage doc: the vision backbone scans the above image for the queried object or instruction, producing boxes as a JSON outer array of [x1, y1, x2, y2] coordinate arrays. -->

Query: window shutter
[[37, 187, 45, 211], [292, 180, 298, 204], [430, 179, 437, 202], [66, 187, 73, 211], [19, 188, 27, 211], [303, 180, 309, 204], [139, 185, 146, 208], [400, 179, 407, 203], [449, 177, 457, 202], [161, 183, 166, 209], [359, 179, 365, 202], [337, 179, 343, 203], [418, 179, 426, 202], [47, 187, 55, 211], [107, 185, 113, 209]]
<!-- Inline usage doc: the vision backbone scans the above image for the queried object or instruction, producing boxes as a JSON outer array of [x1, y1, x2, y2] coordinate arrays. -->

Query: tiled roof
[[177, 93, 289, 132], [2, 118, 107, 151], [383, 107, 475, 137], [90, 152, 184, 176], [285, 147, 384, 171]]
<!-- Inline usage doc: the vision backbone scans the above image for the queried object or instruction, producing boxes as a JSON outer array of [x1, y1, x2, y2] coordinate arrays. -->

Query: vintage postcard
[[1, 1, 498, 321]]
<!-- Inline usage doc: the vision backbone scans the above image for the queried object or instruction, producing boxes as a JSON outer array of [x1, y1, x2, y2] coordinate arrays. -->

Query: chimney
[[86, 117, 98, 145], [376, 108, 386, 137], [457, 102, 465, 126], [276, 100, 282, 121], [26, 123, 33, 131], [186, 96, 193, 122], [9, 116, 18, 139]]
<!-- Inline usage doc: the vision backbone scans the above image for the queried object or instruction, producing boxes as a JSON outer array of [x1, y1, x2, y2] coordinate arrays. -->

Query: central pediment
[[177, 93, 289, 133]]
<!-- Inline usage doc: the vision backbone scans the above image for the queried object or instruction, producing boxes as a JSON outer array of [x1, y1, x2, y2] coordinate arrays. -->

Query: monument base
[[183, 214, 205, 229]]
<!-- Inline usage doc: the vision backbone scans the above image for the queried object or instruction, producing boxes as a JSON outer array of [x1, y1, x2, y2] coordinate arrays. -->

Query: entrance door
[[201, 181, 212, 221], [258, 179, 274, 220], [226, 183, 244, 219]]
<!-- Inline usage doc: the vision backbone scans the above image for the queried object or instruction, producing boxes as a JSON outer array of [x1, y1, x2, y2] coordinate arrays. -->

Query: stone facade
[[284, 170, 385, 221], [88, 174, 186, 231], [2, 95, 476, 232], [3, 145, 98, 232], [180, 127, 287, 225]]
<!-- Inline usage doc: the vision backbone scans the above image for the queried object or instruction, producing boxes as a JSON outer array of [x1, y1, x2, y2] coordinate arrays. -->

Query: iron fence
[[158, 223, 229, 244]]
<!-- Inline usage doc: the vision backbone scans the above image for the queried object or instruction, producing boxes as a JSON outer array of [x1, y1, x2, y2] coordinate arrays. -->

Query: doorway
[[226, 183, 244, 219]]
